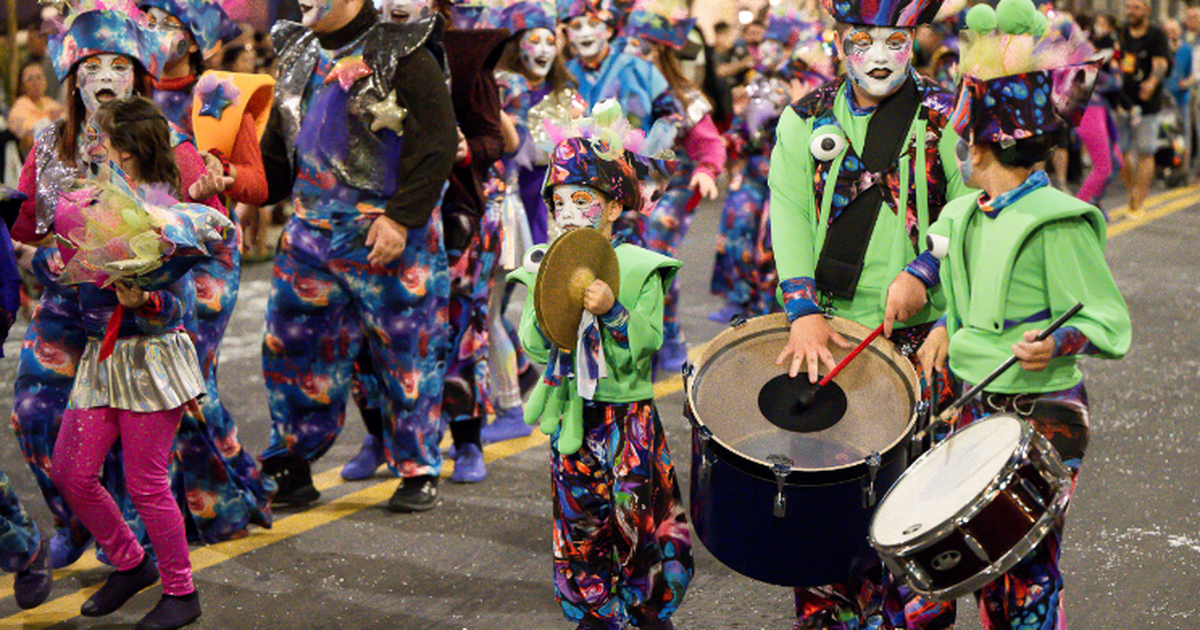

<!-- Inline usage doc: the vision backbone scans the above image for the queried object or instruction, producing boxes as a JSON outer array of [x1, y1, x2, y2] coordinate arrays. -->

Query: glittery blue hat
[[624, 10, 695, 50], [496, 1, 557, 33], [49, 2, 162, 81], [140, 0, 241, 60], [820, 0, 942, 27]]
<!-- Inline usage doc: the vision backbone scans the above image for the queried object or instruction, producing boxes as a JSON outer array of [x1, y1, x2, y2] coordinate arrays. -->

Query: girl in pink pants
[[52, 97, 214, 630]]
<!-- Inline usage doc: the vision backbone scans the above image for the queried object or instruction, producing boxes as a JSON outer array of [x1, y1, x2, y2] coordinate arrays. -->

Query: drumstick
[[796, 324, 885, 408], [915, 302, 1084, 440]]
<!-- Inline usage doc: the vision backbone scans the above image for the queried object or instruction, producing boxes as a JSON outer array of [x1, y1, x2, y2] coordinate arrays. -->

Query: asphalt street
[[0, 179, 1197, 629]]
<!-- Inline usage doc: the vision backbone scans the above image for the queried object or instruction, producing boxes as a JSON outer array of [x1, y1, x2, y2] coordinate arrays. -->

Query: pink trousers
[[1076, 104, 1121, 205], [52, 406, 194, 596]]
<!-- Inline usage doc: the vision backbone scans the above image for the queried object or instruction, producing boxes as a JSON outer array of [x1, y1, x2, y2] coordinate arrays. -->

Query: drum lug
[[861, 452, 882, 508], [961, 530, 991, 562], [767, 455, 793, 518], [904, 559, 933, 590]]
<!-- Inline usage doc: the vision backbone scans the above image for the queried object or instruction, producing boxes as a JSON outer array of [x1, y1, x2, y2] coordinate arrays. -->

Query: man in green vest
[[916, 5, 1131, 625], [767, 0, 971, 625]]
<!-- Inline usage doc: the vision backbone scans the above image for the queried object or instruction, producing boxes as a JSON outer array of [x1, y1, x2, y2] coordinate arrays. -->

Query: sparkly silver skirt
[[70, 330, 205, 413]]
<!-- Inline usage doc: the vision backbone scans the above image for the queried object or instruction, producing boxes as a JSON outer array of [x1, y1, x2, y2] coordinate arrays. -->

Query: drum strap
[[815, 76, 920, 299]]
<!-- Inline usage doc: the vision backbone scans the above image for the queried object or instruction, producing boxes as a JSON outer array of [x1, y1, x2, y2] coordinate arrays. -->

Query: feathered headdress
[[139, 0, 241, 60], [949, 0, 1104, 146], [48, 0, 163, 81], [537, 99, 677, 215]]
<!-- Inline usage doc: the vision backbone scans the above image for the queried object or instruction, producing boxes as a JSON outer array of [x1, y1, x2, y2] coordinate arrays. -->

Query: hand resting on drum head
[[775, 314, 854, 382]]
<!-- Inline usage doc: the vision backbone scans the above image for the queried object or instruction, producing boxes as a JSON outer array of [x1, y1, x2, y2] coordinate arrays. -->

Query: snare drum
[[870, 413, 1072, 601], [685, 314, 920, 587]]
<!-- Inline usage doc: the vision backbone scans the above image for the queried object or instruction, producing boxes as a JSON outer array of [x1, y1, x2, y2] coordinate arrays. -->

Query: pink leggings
[[52, 406, 194, 596], [1076, 104, 1121, 205]]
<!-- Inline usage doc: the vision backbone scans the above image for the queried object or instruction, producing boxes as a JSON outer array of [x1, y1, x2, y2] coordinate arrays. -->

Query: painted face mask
[[77, 54, 136, 114], [567, 15, 611, 64], [624, 37, 657, 62], [80, 117, 109, 168], [842, 26, 912, 100], [144, 7, 193, 67], [379, 0, 433, 24], [299, 0, 337, 29], [520, 28, 558, 79], [552, 184, 609, 231]]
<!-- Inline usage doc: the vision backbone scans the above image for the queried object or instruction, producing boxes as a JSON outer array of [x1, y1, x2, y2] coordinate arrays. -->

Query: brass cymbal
[[534, 227, 621, 352]]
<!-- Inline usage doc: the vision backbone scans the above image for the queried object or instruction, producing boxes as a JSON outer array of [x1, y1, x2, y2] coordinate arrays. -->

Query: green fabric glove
[[524, 380, 551, 427], [558, 391, 585, 455]]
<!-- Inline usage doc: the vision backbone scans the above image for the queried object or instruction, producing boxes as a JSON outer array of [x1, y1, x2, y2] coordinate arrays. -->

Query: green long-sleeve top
[[768, 77, 973, 328], [933, 186, 1132, 393], [510, 243, 680, 402]]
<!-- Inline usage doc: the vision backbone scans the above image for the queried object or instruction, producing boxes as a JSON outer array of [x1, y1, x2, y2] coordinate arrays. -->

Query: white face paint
[[519, 28, 557, 79], [552, 184, 609, 231], [299, 0, 337, 29], [144, 6, 192, 66], [379, 0, 432, 24], [566, 15, 611, 64], [841, 26, 912, 101], [76, 54, 136, 114]]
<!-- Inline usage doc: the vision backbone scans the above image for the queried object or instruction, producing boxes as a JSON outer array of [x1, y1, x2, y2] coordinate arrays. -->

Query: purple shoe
[[654, 339, 688, 381], [340, 434, 384, 481], [707, 303, 743, 323], [49, 531, 89, 569], [450, 444, 487, 483], [480, 407, 533, 444]]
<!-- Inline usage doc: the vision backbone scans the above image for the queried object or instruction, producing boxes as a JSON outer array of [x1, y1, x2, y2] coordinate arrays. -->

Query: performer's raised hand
[[883, 271, 927, 338], [776, 314, 853, 382], [689, 171, 718, 200], [113, 281, 148, 309], [366, 215, 408, 267], [188, 171, 234, 201], [1013, 329, 1055, 372], [916, 325, 948, 384], [582, 279, 615, 316]]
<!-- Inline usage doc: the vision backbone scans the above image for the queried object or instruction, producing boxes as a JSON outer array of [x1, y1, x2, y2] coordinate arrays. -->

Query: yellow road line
[[1105, 183, 1199, 221], [4, 183, 1195, 622], [0, 432, 549, 627], [1108, 190, 1199, 238]]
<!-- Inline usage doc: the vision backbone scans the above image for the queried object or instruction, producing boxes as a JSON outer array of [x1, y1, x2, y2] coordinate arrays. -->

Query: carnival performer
[[257, 0, 457, 511], [512, 100, 691, 630], [340, 0, 507, 484], [710, 13, 830, 324], [478, 0, 578, 445], [138, 0, 275, 543], [768, 0, 973, 624], [559, 0, 677, 247], [914, 4, 1131, 626], [0, 188, 53, 611], [623, 0, 726, 377], [51, 96, 219, 629], [9, 0, 232, 569]]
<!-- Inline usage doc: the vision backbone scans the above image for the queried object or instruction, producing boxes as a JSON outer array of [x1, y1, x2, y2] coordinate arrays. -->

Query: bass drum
[[685, 314, 919, 587]]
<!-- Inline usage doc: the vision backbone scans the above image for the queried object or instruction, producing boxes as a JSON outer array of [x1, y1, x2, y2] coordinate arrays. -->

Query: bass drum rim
[[685, 313, 920, 485]]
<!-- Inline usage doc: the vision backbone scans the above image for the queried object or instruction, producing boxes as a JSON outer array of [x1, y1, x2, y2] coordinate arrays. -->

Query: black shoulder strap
[[814, 75, 922, 300]]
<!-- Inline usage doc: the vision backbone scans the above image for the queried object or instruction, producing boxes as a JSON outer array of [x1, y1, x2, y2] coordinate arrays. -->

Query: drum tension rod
[[861, 452, 882, 508], [767, 455, 793, 518]]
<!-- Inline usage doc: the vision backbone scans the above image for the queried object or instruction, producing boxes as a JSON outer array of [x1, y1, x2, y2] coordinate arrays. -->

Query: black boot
[[13, 538, 53, 609], [81, 554, 159, 617], [262, 456, 320, 506], [135, 591, 201, 629], [386, 475, 439, 512]]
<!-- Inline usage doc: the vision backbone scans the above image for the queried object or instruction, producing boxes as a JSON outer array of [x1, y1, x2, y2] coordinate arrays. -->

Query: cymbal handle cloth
[[525, 380, 551, 427]]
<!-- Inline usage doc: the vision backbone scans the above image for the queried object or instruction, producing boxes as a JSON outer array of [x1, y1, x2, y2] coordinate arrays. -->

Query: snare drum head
[[688, 314, 918, 471], [872, 414, 1025, 547]]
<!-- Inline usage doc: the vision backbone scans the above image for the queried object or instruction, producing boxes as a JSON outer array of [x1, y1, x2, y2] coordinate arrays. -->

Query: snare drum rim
[[686, 313, 919, 485], [869, 414, 1073, 557], [896, 486, 1072, 602]]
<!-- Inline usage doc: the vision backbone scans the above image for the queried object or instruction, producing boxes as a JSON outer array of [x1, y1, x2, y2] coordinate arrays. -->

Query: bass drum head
[[872, 414, 1025, 548], [689, 314, 918, 473]]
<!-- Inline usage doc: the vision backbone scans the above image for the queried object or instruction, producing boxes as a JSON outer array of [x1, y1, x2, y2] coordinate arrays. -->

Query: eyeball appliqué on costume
[[927, 234, 949, 260], [810, 125, 847, 161], [523, 245, 548, 274]]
